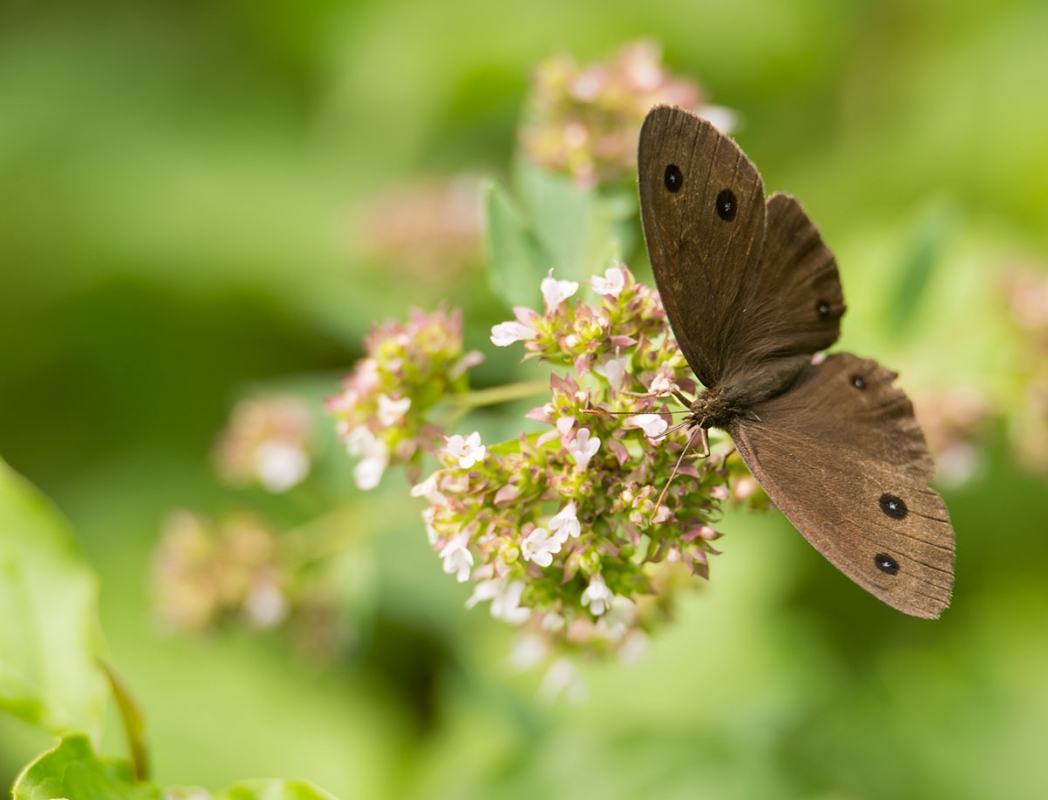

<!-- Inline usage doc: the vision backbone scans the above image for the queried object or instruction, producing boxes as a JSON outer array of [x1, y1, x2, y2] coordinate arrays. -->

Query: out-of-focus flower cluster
[[213, 395, 313, 493], [356, 175, 483, 280], [912, 386, 990, 487], [152, 510, 290, 633], [1003, 264, 1048, 473], [520, 40, 736, 188], [326, 308, 484, 489], [414, 265, 734, 669]]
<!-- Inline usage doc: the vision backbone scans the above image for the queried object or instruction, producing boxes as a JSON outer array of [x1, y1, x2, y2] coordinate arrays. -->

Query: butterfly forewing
[[729, 354, 954, 618], [638, 105, 767, 388], [721, 193, 846, 387]]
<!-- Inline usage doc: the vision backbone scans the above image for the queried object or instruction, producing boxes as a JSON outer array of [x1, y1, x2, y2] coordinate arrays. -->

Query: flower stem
[[456, 378, 549, 410]]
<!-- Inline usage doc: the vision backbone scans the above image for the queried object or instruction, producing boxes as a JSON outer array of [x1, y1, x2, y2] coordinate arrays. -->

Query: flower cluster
[[415, 265, 732, 665], [911, 386, 989, 486], [1002, 264, 1048, 473], [520, 40, 736, 188], [213, 395, 313, 493], [326, 308, 484, 489], [151, 510, 290, 633], [356, 175, 484, 280]]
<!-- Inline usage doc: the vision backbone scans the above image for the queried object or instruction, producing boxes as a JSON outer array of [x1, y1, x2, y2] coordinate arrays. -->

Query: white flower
[[567, 428, 600, 471], [549, 502, 580, 544], [626, 413, 668, 438], [411, 473, 447, 506], [595, 354, 630, 393], [709, 485, 730, 501], [537, 658, 588, 704], [445, 431, 486, 469], [492, 581, 530, 624], [648, 373, 679, 396], [541, 270, 579, 311], [507, 634, 549, 671], [421, 506, 439, 545], [467, 579, 530, 624], [591, 265, 626, 297], [699, 104, 738, 134], [581, 577, 615, 615], [353, 439, 389, 490], [245, 582, 289, 628], [439, 532, 474, 582], [490, 320, 536, 347], [541, 611, 565, 632], [253, 441, 310, 492], [376, 394, 411, 426], [733, 476, 758, 500], [596, 595, 636, 641], [617, 630, 649, 663], [465, 578, 500, 609], [346, 425, 375, 457], [521, 527, 561, 568]]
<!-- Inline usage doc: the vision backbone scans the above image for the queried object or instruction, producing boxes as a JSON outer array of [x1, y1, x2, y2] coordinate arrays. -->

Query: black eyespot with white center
[[664, 164, 682, 192], [874, 553, 900, 575], [715, 188, 737, 221], [816, 299, 831, 320], [851, 375, 866, 389], [879, 493, 908, 520]]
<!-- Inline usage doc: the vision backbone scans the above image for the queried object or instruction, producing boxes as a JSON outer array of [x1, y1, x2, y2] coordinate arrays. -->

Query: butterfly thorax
[[689, 356, 811, 430], [687, 385, 750, 430]]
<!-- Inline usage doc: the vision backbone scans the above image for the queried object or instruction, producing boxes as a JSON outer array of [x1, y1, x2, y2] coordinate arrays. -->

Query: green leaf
[[213, 779, 340, 800], [0, 457, 107, 738], [13, 734, 159, 800], [514, 161, 637, 287], [886, 201, 957, 338], [101, 661, 150, 781], [483, 179, 550, 309], [483, 165, 638, 312]]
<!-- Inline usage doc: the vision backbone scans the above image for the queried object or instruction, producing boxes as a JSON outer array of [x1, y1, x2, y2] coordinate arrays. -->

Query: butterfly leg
[[696, 426, 710, 458], [672, 388, 694, 409]]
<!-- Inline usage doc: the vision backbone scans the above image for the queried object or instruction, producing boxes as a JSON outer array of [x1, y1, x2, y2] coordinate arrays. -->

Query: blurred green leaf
[[483, 180, 550, 309], [0, 458, 107, 738], [484, 166, 637, 312], [514, 161, 637, 286], [101, 662, 149, 782], [887, 201, 957, 338], [213, 778, 339, 800], [12, 734, 158, 800]]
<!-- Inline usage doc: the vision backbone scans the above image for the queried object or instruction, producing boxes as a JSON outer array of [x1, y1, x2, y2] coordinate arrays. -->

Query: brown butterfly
[[638, 105, 954, 618]]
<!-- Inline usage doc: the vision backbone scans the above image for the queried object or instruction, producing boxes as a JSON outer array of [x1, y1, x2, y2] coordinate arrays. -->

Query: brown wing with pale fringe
[[639, 105, 766, 388], [730, 353, 954, 618]]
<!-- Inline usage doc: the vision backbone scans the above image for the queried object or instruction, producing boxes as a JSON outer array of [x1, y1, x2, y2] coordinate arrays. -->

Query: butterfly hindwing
[[729, 354, 954, 618]]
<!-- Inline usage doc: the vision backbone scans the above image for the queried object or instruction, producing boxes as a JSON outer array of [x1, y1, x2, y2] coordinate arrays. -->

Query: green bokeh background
[[3, 1, 1048, 797]]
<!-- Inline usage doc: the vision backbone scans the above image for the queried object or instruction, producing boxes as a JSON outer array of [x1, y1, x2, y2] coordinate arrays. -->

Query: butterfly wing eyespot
[[664, 164, 683, 192], [715, 188, 737, 220], [874, 553, 900, 575], [879, 493, 908, 519]]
